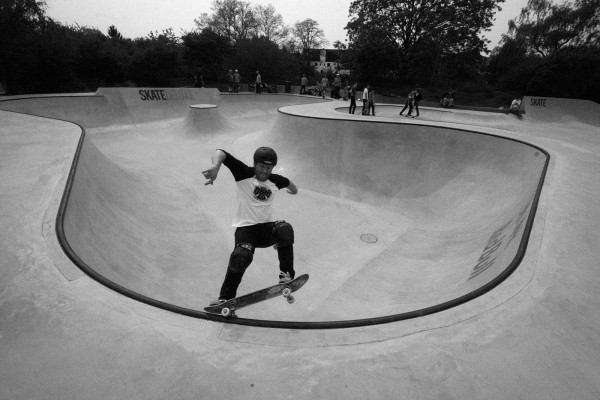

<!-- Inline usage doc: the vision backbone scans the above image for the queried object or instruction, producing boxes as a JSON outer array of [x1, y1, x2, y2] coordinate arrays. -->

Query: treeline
[[487, 0, 600, 102], [1, 0, 598, 102], [0, 0, 328, 94], [344, 0, 600, 102], [0, 20, 305, 94]]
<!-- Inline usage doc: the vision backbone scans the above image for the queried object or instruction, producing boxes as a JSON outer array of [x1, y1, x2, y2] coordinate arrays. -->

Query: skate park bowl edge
[[0, 88, 549, 329]]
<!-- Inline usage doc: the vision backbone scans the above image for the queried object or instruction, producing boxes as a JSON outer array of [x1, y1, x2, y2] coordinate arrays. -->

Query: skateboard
[[204, 274, 309, 317]]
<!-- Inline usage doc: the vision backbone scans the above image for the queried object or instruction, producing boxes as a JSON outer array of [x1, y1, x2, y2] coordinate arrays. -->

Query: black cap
[[253, 146, 277, 166]]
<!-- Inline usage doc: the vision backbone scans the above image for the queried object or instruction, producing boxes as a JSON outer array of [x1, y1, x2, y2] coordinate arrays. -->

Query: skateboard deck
[[204, 274, 309, 317]]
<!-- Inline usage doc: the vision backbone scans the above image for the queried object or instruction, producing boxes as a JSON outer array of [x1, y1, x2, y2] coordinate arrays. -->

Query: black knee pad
[[229, 243, 254, 274], [273, 221, 294, 247]]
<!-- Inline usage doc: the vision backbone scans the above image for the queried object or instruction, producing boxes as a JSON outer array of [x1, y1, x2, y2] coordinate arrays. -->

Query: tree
[[194, 0, 258, 45], [507, 0, 600, 57], [108, 25, 124, 41], [128, 29, 183, 86], [289, 19, 328, 78], [0, 0, 48, 93], [489, 0, 600, 101], [181, 28, 232, 81], [254, 3, 289, 46], [347, 25, 401, 82], [235, 36, 298, 82], [291, 18, 328, 53], [347, 0, 503, 54], [345, 0, 504, 84]]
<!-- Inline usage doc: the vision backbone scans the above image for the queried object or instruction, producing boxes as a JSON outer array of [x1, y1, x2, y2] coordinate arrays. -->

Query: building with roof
[[309, 49, 350, 75]]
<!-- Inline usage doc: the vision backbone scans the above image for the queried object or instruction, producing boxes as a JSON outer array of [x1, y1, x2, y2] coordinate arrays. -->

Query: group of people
[[226, 69, 265, 94], [193, 74, 204, 88], [346, 83, 376, 115], [347, 84, 424, 118], [227, 69, 242, 93], [305, 74, 346, 99], [399, 88, 423, 118], [237, 70, 524, 121]]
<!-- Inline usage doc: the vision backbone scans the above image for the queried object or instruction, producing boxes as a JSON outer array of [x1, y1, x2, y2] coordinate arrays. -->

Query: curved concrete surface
[[2, 89, 547, 327], [1, 89, 600, 398]]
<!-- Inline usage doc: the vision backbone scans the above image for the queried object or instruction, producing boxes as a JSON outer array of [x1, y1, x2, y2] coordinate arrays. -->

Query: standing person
[[255, 71, 262, 94], [300, 74, 308, 95], [414, 88, 423, 117], [348, 82, 358, 114], [368, 86, 376, 116], [227, 69, 234, 92], [333, 74, 342, 99], [399, 90, 416, 117], [194, 74, 204, 88], [233, 69, 241, 93], [321, 76, 329, 98], [202, 147, 299, 305], [361, 84, 370, 115]]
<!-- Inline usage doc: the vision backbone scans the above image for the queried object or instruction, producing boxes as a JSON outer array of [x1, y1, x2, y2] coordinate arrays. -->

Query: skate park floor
[[1, 89, 600, 399]]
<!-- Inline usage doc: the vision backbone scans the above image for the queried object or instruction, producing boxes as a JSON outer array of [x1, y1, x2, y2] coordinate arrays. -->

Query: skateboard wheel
[[286, 295, 295, 304], [282, 288, 292, 297], [221, 308, 232, 317]]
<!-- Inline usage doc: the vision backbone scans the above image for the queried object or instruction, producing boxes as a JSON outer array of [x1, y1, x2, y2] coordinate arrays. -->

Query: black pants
[[400, 100, 414, 115], [349, 97, 356, 114], [219, 222, 294, 299]]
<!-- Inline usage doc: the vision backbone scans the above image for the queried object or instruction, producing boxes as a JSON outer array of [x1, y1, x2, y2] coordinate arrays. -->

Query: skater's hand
[[202, 165, 220, 185], [286, 181, 298, 195]]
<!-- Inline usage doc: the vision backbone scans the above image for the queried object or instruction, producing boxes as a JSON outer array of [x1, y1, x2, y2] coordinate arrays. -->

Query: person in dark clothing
[[441, 89, 455, 107], [202, 147, 299, 305], [399, 90, 417, 117], [348, 82, 358, 114], [413, 88, 423, 117]]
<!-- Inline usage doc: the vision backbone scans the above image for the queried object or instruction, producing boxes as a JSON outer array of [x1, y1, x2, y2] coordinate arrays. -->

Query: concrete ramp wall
[[259, 111, 547, 320], [61, 136, 232, 307], [523, 96, 600, 126], [2, 89, 549, 327], [0, 87, 221, 128]]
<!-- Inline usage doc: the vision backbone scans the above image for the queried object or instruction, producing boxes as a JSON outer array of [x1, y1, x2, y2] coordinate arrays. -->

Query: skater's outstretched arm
[[202, 149, 226, 185]]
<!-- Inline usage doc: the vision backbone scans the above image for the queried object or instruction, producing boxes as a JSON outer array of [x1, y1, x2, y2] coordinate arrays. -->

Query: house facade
[[310, 49, 350, 75]]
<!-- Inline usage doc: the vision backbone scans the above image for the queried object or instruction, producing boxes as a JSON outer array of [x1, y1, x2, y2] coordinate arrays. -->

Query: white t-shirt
[[221, 151, 290, 227]]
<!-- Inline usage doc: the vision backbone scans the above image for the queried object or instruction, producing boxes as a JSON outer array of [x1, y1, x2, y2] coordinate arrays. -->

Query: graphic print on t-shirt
[[254, 186, 272, 201]]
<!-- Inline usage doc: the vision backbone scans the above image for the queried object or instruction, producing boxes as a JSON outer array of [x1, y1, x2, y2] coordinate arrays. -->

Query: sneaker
[[209, 298, 227, 306], [278, 272, 292, 284]]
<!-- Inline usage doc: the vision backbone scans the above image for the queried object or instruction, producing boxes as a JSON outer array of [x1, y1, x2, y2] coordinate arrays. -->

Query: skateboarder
[[202, 147, 299, 306]]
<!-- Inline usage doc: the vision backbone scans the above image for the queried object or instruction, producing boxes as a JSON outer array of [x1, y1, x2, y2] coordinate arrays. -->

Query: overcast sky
[[45, 0, 530, 49]]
